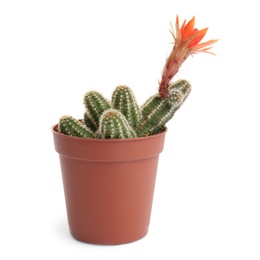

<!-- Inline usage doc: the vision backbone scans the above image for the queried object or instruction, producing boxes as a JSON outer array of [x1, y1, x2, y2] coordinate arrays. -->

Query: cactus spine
[[83, 91, 111, 131], [58, 115, 94, 138], [98, 109, 137, 139], [135, 80, 191, 137], [111, 85, 141, 128]]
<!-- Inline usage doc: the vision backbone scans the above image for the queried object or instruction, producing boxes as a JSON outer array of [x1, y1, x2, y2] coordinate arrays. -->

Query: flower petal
[[192, 39, 219, 50], [175, 16, 182, 45], [181, 16, 195, 41], [187, 28, 208, 47], [193, 47, 217, 55], [170, 22, 176, 41]]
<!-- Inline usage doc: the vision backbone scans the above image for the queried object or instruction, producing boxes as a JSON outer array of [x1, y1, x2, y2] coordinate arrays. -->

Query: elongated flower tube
[[159, 15, 218, 98]]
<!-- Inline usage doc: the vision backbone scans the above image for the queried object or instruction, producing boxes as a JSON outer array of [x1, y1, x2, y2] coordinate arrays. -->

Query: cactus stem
[[99, 109, 137, 139], [58, 115, 94, 138], [112, 85, 141, 128]]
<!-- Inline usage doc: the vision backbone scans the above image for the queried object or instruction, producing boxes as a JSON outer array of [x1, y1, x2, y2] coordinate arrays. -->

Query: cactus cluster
[[58, 79, 191, 139], [57, 16, 217, 139]]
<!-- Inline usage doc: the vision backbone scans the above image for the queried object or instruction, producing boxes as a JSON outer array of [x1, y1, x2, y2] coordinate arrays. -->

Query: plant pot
[[51, 123, 167, 245]]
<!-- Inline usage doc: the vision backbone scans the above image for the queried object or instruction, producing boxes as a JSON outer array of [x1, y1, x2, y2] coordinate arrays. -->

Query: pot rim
[[51, 122, 167, 143]]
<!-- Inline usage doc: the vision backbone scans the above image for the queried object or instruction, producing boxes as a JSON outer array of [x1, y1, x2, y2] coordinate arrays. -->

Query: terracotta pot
[[52, 123, 167, 245]]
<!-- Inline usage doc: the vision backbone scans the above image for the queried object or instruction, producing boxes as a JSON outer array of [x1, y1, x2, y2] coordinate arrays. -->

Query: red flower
[[159, 15, 218, 98]]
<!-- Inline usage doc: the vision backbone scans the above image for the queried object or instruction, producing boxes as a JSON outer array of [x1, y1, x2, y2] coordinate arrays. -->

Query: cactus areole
[[52, 15, 217, 245]]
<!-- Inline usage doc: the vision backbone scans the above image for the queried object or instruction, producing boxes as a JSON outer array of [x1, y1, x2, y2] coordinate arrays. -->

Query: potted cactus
[[52, 15, 217, 245]]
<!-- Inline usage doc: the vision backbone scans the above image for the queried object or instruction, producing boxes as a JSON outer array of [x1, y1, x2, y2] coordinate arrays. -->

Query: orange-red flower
[[159, 15, 218, 98]]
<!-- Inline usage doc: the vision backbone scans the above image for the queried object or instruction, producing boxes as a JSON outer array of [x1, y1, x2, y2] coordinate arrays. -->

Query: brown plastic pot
[[52, 123, 167, 245]]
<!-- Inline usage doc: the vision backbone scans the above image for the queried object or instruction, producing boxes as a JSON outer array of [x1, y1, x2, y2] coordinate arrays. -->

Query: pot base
[[70, 228, 149, 245]]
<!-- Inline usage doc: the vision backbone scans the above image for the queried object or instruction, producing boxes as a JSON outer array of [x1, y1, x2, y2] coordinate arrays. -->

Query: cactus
[[56, 16, 217, 140], [59, 80, 191, 139], [135, 80, 191, 137], [98, 109, 137, 139], [58, 115, 94, 138], [83, 91, 111, 131], [111, 85, 141, 128]]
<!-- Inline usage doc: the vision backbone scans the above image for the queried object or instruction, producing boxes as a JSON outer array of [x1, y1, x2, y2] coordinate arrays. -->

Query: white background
[[1, 0, 259, 259]]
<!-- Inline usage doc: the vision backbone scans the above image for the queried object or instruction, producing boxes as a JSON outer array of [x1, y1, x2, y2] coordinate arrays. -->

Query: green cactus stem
[[58, 115, 94, 138], [136, 79, 191, 137], [111, 85, 141, 128], [98, 109, 137, 139], [83, 91, 111, 131], [83, 112, 97, 132], [168, 79, 191, 107]]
